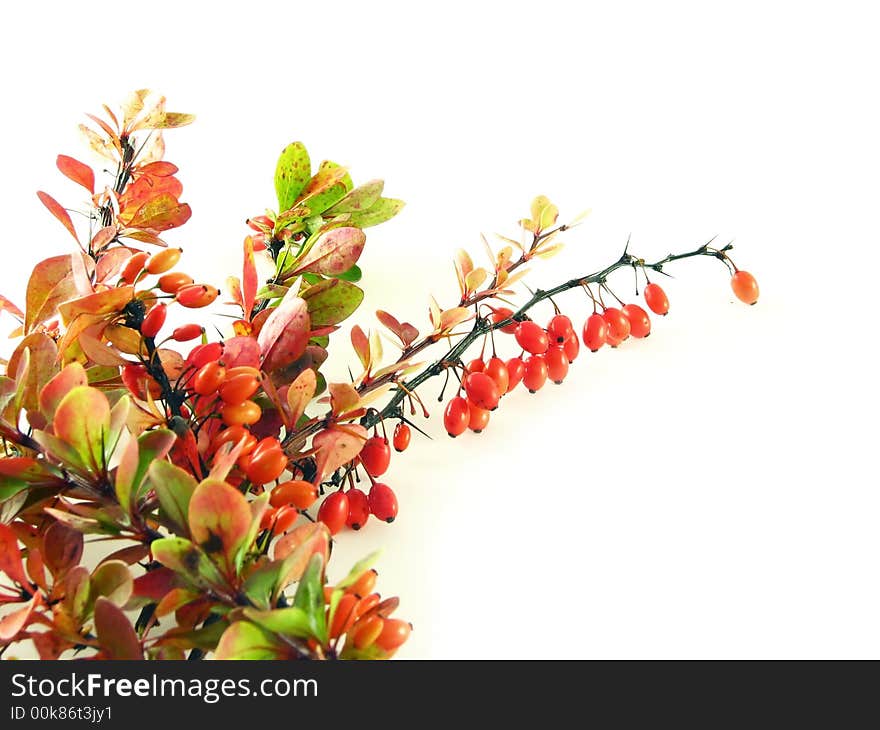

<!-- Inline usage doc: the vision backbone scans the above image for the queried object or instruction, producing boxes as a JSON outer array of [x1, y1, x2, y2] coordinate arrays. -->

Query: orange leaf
[[0, 523, 30, 587], [39, 363, 88, 418], [329, 382, 360, 415], [350, 325, 370, 370], [0, 593, 42, 642], [57, 286, 134, 322], [56, 155, 95, 194], [128, 194, 192, 232], [188, 479, 252, 567], [36, 191, 79, 243], [286, 369, 317, 425], [312, 425, 368, 481], [242, 236, 258, 319], [0, 293, 23, 320]]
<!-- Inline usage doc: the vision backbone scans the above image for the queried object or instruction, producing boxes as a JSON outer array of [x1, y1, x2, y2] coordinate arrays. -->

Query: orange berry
[[221, 400, 261, 426], [158, 272, 194, 294], [146, 248, 182, 275]]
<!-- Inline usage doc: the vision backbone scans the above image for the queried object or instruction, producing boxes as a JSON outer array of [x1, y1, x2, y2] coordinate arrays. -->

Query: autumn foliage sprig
[[0, 91, 758, 660]]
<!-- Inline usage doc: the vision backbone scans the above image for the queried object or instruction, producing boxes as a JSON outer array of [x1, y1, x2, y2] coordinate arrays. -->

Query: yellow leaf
[[465, 268, 487, 293], [535, 243, 564, 260]]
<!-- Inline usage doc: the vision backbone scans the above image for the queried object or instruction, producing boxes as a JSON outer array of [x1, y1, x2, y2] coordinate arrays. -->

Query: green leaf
[[214, 621, 286, 660], [326, 179, 384, 215], [150, 537, 225, 590], [334, 264, 362, 283], [62, 566, 91, 620], [149, 460, 197, 536], [115, 428, 176, 512], [188, 479, 253, 569], [347, 197, 405, 228], [301, 279, 364, 327], [295, 160, 352, 216], [243, 607, 316, 640], [242, 559, 286, 610], [90, 560, 133, 607], [94, 597, 142, 659], [275, 142, 311, 213], [52, 386, 111, 474], [293, 553, 327, 644]]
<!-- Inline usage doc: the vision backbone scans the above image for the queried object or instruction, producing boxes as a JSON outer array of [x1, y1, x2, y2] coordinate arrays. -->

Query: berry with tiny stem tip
[[393, 422, 411, 452], [140, 303, 166, 338], [602, 307, 631, 344], [484, 357, 509, 395], [547, 314, 574, 344], [192, 361, 226, 396], [563, 330, 580, 362], [582, 313, 607, 352], [269, 480, 318, 510], [622, 303, 651, 338], [158, 272, 193, 294], [515, 320, 549, 354], [443, 396, 470, 437], [348, 569, 378, 598], [545, 346, 570, 384], [171, 323, 203, 342], [221, 399, 261, 426], [219, 373, 261, 405], [643, 282, 669, 316], [731, 270, 759, 305], [490, 306, 518, 334], [317, 490, 349, 535], [464, 371, 500, 410], [368, 483, 398, 523], [176, 284, 220, 308], [522, 355, 549, 393], [345, 488, 371, 530], [146, 248, 182, 275], [186, 342, 224, 370], [467, 401, 490, 433], [360, 435, 391, 477], [505, 357, 525, 392], [375, 618, 412, 652]]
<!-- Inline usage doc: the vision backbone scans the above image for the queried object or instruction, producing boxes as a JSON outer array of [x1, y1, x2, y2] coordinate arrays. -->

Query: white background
[[1, 1, 878, 658]]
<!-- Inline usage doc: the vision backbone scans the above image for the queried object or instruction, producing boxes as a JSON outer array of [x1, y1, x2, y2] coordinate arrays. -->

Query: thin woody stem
[[281, 239, 732, 451]]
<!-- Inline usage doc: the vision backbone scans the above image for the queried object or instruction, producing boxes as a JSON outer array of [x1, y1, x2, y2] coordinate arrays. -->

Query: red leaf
[[94, 597, 142, 659], [56, 155, 95, 194], [42, 521, 84, 578], [243, 236, 258, 319], [292, 227, 365, 277], [0, 523, 30, 587], [0, 593, 42, 642], [132, 566, 179, 601], [137, 161, 178, 177], [222, 336, 261, 369], [0, 294, 23, 320], [128, 195, 192, 232], [36, 191, 79, 243], [257, 291, 310, 373]]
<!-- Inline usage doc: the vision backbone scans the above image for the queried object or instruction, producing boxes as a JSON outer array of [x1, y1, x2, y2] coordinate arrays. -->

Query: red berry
[[368, 483, 398, 523], [467, 400, 490, 433], [515, 320, 549, 355], [643, 283, 669, 316], [582, 313, 608, 352], [272, 505, 299, 535], [484, 357, 509, 395], [545, 346, 570, 384], [219, 373, 261, 405], [176, 284, 220, 309], [602, 307, 631, 346], [522, 355, 549, 392], [192, 361, 226, 396], [393, 422, 411, 452], [346, 488, 371, 530], [443, 396, 470, 437], [464, 371, 500, 411], [186, 342, 224, 370], [731, 270, 759, 305], [140, 303, 166, 339], [505, 357, 525, 392], [622, 303, 651, 338], [547, 314, 574, 344], [360, 436, 391, 477], [490, 307, 518, 334], [318, 491, 349, 535], [171, 324, 203, 342], [563, 331, 580, 362], [245, 446, 287, 485], [466, 358, 485, 374]]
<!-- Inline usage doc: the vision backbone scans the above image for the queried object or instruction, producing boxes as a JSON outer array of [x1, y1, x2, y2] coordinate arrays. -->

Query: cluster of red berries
[[310, 425, 410, 535], [326, 569, 412, 657], [442, 270, 759, 437]]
